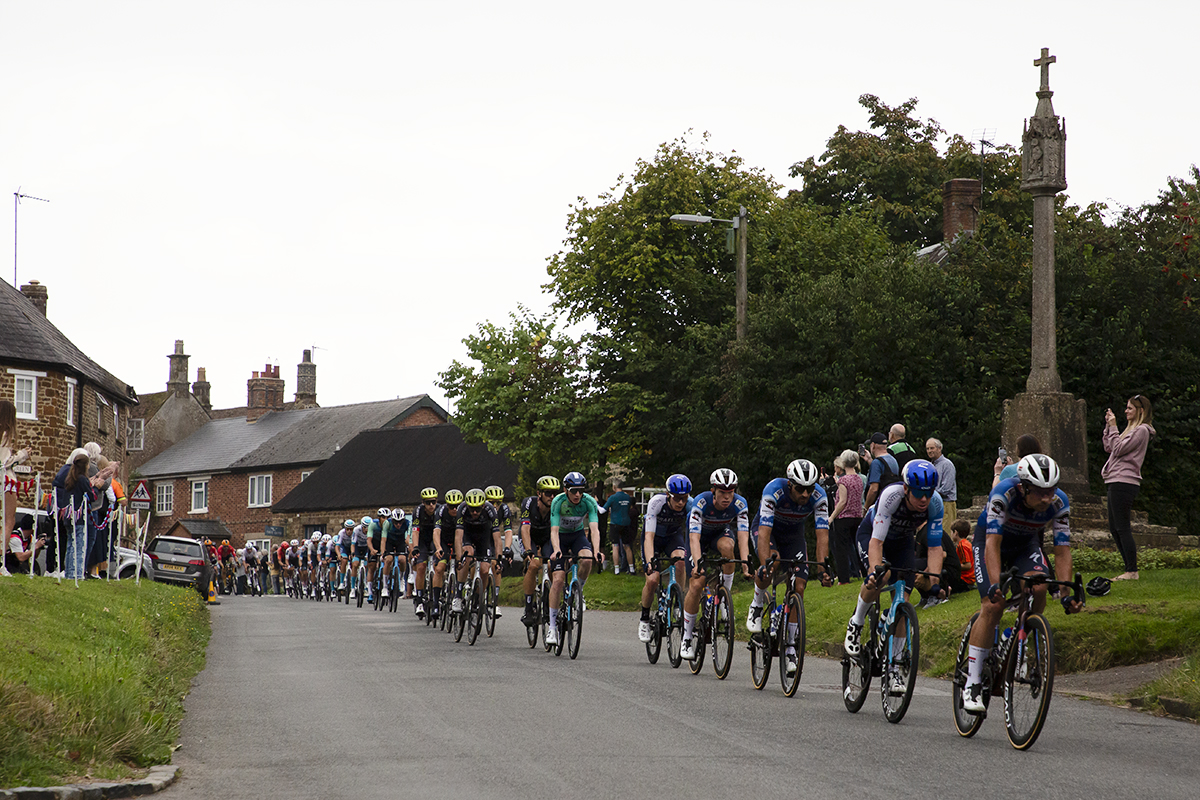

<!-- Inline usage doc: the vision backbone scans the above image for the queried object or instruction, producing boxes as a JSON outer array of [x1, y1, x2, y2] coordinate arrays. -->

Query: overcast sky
[[3, 1, 1195, 413]]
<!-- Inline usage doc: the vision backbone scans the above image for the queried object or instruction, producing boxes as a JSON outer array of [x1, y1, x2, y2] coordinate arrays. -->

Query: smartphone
[[998, 447, 1008, 464]]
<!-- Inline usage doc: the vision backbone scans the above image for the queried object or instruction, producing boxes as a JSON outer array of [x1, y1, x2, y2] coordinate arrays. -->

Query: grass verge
[[0, 577, 210, 789]]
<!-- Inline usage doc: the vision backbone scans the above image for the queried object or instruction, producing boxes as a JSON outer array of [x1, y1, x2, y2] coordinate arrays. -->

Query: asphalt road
[[162, 593, 1200, 800]]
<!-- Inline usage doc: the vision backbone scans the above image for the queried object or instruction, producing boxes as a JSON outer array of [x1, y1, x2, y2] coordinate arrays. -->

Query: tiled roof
[[272, 424, 518, 511], [166, 518, 235, 541], [0, 279, 137, 402], [137, 412, 309, 477]]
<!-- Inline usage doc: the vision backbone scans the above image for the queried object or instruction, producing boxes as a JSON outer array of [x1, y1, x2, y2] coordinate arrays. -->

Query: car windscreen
[[151, 540, 203, 558]]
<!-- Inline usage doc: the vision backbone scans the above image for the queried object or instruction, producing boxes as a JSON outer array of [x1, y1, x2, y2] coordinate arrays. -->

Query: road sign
[[129, 480, 152, 511]]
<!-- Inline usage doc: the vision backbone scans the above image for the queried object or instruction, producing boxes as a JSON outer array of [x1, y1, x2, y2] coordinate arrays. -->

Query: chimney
[[192, 367, 212, 412], [294, 350, 318, 409], [19, 280, 48, 316], [247, 362, 285, 421], [943, 178, 981, 244], [167, 340, 190, 398]]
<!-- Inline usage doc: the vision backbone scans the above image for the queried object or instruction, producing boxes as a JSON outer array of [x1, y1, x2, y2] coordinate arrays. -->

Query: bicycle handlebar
[[999, 567, 1085, 604]]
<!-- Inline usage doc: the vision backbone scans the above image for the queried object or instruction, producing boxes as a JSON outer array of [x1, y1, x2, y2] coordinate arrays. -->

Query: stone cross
[[1035, 48, 1056, 92]]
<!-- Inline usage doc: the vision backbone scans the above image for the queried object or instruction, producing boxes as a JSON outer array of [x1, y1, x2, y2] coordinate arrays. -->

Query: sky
[[2, 1, 1196, 413]]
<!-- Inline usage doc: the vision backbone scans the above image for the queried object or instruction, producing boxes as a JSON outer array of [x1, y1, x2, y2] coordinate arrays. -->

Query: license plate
[[161, 564, 187, 573]]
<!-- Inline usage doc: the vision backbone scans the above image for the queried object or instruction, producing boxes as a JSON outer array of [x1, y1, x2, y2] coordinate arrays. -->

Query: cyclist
[[318, 533, 334, 596], [637, 474, 694, 644], [350, 517, 371, 599], [242, 541, 259, 594], [962, 454, 1082, 713], [485, 485, 512, 618], [286, 538, 302, 594], [385, 507, 409, 600], [366, 508, 391, 603], [680, 468, 750, 660], [747, 459, 830, 675], [276, 539, 293, 593], [432, 489, 464, 623], [843, 459, 945, 687], [334, 519, 354, 593], [411, 488, 440, 618], [217, 538, 236, 590], [453, 489, 501, 615], [546, 471, 602, 646], [519, 475, 559, 627]]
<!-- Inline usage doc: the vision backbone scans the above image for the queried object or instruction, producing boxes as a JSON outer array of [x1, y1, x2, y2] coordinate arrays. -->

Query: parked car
[[116, 545, 154, 580], [147, 535, 210, 587]]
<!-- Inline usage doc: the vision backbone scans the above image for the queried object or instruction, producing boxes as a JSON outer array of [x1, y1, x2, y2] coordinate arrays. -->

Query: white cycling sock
[[967, 645, 990, 686], [549, 608, 558, 627], [787, 622, 799, 650], [722, 572, 734, 593], [683, 611, 695, 640], [852, 596, 871, 626], [753, 586, 767, 607]]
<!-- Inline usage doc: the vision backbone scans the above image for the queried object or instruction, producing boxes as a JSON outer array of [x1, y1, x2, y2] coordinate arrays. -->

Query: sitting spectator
[[947, 519, 976, 593], [993, 434, 1042, 488], [6, 513, 45, 575]]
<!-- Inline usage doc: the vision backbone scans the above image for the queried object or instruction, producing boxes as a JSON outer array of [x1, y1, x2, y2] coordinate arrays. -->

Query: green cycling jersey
[[549, 492, 599, 533]]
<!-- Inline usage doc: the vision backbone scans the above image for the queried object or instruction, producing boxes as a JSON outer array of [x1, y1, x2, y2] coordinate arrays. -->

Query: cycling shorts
[[352, 544, 370, 561], [461, 528, 494, 558], [769, 526, 810, 581], [971, 526, 1048, 599], [337, 543, 352, 559], [552, 529, 593, 571], [650, 530, 687, 559], [855, 518, 916, 584], [383, 538, 405, 556]]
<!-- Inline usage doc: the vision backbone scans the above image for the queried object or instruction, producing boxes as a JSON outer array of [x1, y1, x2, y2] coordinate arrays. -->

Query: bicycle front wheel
[[554, 592, 567, 657], [540, 581, 553, 652], [712, 586, 734, 680], [1004, 613, 1055, 750], [484, 572, 497, 638], [780, 593, 805, 697], [567, 581, 584, 660], [526, 582, 540, 648], [666, 584, 684, 668], [881, 602, 919, 723], [749, 629, 772, 690], [951, 612, 985, 737], [467, 577, 483, 645], [688, 613, 707, 675], [645, 600, 663, 664]]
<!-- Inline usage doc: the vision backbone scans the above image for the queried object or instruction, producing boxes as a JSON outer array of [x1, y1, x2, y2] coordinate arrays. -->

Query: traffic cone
[[207, 577, 221, 605]]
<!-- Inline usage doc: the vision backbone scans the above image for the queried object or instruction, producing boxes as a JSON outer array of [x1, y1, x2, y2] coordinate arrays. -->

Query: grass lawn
[[0, 577, 210, 789]]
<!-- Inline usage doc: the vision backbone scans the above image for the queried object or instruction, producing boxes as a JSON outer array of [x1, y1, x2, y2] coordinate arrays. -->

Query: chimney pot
[[19, 280, 49, 316]]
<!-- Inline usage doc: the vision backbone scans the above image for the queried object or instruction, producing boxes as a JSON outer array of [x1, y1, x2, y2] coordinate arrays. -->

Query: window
[[113, 404, 119, 437], [248, 475, 272, 508], [65, 378, 76, 427], [190, 479, 209, 513], [97, 393, 109, 434], [156, 483, 173, 515], [128, 418, 145, 451], [300, 471, 312, 481], [7, 369, 44, 420]]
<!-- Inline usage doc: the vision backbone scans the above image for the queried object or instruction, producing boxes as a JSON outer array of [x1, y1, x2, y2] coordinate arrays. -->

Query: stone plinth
[[1001, 391, 1089, 497]]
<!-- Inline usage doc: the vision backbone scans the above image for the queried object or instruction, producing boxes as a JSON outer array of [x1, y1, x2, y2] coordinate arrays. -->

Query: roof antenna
[[971, 129, 996, 211], [13, 188, 50, 287]]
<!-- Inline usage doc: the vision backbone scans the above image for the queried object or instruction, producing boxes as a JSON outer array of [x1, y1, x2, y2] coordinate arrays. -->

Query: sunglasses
[[908, 488, 934, 499], [1026, 485, 1057, 499], [566, 488, 584, 495], [790, 482, 814, 495]]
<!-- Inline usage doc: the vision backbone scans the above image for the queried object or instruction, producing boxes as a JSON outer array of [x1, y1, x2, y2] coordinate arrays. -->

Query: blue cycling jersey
[[687, 491, 750, 536], [984, 477, 1070, 547], [645, 493, 694, 537], [870, 483, 944, 547], [754, 477, 829, 533]]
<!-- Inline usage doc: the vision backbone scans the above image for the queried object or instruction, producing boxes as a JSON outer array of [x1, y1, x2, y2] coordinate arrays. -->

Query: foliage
[[1059, 546, 1200, 573]]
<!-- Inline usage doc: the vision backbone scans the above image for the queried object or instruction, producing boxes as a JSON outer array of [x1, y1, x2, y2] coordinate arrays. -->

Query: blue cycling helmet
[[666, 473, 692, 495], [903, 459, 939, 493], [562, 471, 587, 489]]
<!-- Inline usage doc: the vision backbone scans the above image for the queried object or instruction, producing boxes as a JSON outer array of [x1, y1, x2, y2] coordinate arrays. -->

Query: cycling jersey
[[980, 477, 1070, 546], [351, 524, 369, 547], [870, 483, 944, 547], [645, 493, 692, 537], [413, 504, 438, 549], [457, 503, 499, 555], [549, 492, 599, 534], [688, 491, 750, 538], [754, 477, 829, 535], [491, 502, 513, 533], [520, 495, 554, 546], [335, 529, 352, 555], [368, 519, 390, 544]]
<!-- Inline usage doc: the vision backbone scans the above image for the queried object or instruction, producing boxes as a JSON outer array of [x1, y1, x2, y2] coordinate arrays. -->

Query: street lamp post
[[669, 207, 748, 342]]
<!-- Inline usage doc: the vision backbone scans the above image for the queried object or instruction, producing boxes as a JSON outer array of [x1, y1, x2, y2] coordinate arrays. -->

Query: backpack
[[874, 453, 902, 506]]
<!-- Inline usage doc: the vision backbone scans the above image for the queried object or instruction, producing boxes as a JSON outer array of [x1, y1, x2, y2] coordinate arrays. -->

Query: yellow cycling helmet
[[465, 488, 487, 508], [444, 489, 464, 506], [421, 487, 439, 501], [484, 485, 504, 501], [536, 475, 561, 492]]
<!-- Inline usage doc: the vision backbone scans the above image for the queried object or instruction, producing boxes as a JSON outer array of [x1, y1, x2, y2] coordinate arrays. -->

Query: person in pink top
[[830, 449, 865, 584], [1102, 394, 1155, 581]]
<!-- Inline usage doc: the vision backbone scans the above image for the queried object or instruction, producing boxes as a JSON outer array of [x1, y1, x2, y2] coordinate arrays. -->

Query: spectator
[[52, 448, 94, 579], [864, 432, 900, 508], [947, 519, 975, 593], [1, 399, 32, 577], [6, 513, 44, 575], [1103, 395, 1155, 581], [887, 423, 917, 470], [829, 449, 864, 584], [992, 434, 1041, 489], [591, 486, 609, 572], [603, 483, 636, 575], [89, 456, 123, 578], [925, 438, 958, 525]]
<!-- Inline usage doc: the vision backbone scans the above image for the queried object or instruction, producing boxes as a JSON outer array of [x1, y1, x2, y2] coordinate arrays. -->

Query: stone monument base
[[1001, 392, 1090, 497]]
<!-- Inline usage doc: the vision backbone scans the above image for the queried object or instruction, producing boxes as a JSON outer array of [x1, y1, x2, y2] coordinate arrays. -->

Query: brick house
[[1, 279, 138, 516], [137, 380, 448, 544]]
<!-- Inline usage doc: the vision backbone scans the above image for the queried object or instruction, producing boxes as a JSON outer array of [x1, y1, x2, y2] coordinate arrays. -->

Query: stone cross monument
[[1001, 48, 1090, 496]]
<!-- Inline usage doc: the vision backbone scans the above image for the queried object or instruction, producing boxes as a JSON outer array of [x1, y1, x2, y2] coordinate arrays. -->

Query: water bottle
[[1001, 626, 1014, 646]]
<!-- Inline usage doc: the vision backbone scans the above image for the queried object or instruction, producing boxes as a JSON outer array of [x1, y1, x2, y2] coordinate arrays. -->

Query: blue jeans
[[63, 520, 88, 579]]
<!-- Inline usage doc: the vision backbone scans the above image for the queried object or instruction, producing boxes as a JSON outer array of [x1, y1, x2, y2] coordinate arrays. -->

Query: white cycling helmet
[[343, 519, 355, 529], [321, 534, 332, 544], [786, 458, 819, 487], [1017, 454, 1060, 489], [377, 507, 391, 519], [392, 508, 405, 520], [310, 532, 321, 541], [290, 539, 298, 547], [360, 516, 372, 526], [709, 468, 738, 489]]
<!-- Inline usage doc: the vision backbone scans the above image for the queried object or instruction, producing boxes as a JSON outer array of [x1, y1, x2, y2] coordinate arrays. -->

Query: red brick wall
[[396, 407, 444, 428]]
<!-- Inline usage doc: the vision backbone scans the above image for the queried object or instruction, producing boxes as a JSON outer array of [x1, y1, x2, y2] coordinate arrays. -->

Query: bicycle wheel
[[645, 597, 663, 664], [712, 586, 734, 680], [374, 575, 385, 611], [540, 580, 553, 652], [780, 592, 805, 697], [749, 629, 772, 690], [688, 612, 707, 675], [355, 569, 365, 608], [1004, 613, 1055, 750], [526, 583, 540, 648], [666, 584, 684, 668], [881, 602, 919, 723], [454, 578, 468, 643], [467, 577, 483, 645], [445, 572, 458, 635], [390, 573, 400, 612], [484, 572, 497, 638], [567, 580, 584, 660], [952, 612, 986, 737], [554, 593, 567, 657]]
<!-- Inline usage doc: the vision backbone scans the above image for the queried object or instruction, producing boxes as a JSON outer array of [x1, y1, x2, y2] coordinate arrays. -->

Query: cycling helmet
[[420, 487, 438, 501], [310, 532, 321, 541], [709, 468, 738, 489], [485, 485, 504, 501], [290, 539, 298, 546], [222, 539, 230, 545], [537, 475, 561, 492], [465, 488, 487, 508], [343, 519, 355, 529], [445, 489, 464, 505], [377, 507, 391, 519], [392, 508, 405, 520], [786, 459, 819, 487], [321, 534, 332, 544], [903, 459, 939, 493], [563, 471, 587, 490], [666, 473, 692, 496], [1017, 453, 1060, 489], [1086, 576, 1111, 597], [360, 516, 372, 526]]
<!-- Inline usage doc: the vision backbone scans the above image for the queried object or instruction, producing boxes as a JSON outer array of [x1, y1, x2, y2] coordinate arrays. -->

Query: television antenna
[[971, 129, 997, 210], [13, 188, 50, 287]]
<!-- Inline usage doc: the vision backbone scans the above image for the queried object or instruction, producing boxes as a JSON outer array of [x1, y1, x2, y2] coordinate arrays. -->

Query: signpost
[[129, 480, 152, 512]]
